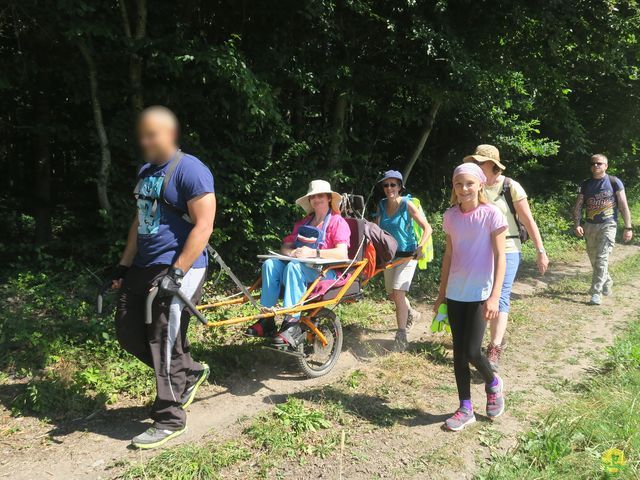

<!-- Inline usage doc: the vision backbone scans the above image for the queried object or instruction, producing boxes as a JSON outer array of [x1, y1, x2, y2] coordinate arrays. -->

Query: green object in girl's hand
[[430, 303, 451, 333]]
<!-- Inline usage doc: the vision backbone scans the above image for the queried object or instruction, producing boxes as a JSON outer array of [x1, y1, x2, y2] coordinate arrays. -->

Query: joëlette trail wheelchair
[[98, 197, 413, 379]]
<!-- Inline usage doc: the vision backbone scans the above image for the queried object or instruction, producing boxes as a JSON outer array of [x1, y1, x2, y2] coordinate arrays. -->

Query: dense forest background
[[1, 0, 639, 270]]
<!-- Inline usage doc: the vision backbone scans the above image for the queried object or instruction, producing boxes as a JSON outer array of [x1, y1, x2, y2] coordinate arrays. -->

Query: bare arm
[[173, 193, 216, 272], [514, 198, 549, 274], [289, 243, 349, 259], [280, 242, 296, 256], [433, 235, 452, 312], [574, 193, 585, 236], [484, 229, 507, 320], [617, 189, 634, 242], [119, 215, 139, 267], [406, 200, 433, 249]]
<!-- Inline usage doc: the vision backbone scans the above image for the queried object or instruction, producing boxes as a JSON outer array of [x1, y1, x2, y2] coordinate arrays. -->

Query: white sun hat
[[295, 179, 342, 214]]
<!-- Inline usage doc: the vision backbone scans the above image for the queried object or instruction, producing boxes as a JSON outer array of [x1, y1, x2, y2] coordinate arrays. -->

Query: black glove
[[107, 264, 130, 288], [158, 267, 185, 297]]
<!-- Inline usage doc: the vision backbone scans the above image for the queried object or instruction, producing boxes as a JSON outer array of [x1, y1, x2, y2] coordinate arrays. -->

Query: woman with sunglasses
[[376, 170, 432, 351]]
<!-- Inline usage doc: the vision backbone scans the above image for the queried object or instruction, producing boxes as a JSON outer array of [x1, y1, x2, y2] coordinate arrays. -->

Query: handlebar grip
[[146, 286, 159, 324], [96, 280, 114, 315], [96, 293, 104, 315]]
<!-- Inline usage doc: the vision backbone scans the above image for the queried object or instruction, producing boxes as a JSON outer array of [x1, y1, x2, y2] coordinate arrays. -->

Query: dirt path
[[1, 245, 639, 479]]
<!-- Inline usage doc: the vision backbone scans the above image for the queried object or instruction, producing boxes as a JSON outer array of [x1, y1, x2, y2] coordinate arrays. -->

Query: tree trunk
[[78, 40, 112, 212], [403, 100, 442, 185], [328, 91, 348, 168], [119, 0, 147, 112], [292, 89, 305, 139], [34, 93, 51, 244]]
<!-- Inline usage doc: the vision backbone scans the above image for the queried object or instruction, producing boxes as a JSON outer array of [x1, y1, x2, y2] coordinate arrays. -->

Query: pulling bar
[[207, 245, 260, 310]]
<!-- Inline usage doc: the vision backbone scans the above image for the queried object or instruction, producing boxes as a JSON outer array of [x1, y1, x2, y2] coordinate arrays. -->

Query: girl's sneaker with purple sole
[[444, 407, 476, 431], [486, 374, 505, 419]]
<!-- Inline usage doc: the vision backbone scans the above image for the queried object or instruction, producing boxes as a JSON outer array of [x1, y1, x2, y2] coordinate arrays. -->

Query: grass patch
[[245, 398, 334, 457], [120, 441, 251, 480], [336, 296, 394, 328], [120, 398, 339, 479], [477, 318, 640, 479]]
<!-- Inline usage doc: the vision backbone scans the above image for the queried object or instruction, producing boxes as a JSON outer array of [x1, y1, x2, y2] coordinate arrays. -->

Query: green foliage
[[0, 265, 155, 417], [521, 196, 582, 261], [3, 0, 640, 276], [477, 319, 640, 479]]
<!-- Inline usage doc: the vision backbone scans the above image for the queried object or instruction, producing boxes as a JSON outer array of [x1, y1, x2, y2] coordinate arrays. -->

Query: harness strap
[[300, 211, 332, 248], [501, 177, 522, 239]]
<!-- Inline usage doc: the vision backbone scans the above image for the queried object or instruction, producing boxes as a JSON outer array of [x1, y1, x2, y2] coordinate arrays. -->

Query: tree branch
[[403, 99, 442, 185], [118, 0, 132, 39], [78, 39, 112, 212]]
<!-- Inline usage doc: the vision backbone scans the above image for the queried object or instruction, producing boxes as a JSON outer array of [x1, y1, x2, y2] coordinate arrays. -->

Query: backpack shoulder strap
[[502, 177, 517, 216], [160, 151, 184, 207], [160, 151, 194, 223], [608, 175, 621, 194]]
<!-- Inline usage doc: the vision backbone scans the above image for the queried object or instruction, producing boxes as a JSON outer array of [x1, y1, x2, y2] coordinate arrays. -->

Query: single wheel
[[296, 308, 343, 378]]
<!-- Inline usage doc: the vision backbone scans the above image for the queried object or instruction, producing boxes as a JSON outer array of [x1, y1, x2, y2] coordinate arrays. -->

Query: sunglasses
[[591, 162, 606, 167], [382, 182, 399, 188]]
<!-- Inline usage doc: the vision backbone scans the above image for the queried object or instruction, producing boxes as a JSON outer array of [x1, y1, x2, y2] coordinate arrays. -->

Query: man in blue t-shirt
[[109, 106, 216, 449], [574, 154, 633, 305]]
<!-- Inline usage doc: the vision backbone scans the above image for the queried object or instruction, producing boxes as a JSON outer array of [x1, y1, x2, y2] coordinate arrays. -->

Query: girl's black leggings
[[447, 299, 496, 401]]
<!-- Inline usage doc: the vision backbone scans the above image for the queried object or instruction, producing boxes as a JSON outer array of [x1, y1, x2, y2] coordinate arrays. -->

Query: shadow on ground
[[264, 385, 450, 428]]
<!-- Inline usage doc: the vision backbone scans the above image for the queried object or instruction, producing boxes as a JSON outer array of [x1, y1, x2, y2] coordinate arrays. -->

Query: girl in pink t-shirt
[[434, 163, 508, 432]]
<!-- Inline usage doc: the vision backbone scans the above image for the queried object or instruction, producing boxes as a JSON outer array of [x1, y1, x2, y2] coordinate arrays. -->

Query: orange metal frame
[[197, 256, 414, 346]]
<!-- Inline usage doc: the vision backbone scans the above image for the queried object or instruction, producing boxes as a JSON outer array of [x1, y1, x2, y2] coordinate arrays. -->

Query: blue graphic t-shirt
[[133, 152, 214, 268], [580, 175, 624, 224]]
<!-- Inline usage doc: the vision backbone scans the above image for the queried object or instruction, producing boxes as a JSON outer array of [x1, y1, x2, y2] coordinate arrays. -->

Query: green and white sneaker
[[181, 363, 210, 410], [131, 426, 186, 449], [590, 293, 602, 305]]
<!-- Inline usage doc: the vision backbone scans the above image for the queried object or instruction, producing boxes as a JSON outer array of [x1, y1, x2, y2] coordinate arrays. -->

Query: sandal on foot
[[273, 320, 304, 349]]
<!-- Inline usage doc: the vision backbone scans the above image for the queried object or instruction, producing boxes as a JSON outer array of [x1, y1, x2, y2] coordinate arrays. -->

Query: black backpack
[[501, 177, 529, 244]]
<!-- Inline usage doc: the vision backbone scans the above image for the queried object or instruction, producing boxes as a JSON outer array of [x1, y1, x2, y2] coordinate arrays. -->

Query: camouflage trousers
[[584, 222, 617, 295]]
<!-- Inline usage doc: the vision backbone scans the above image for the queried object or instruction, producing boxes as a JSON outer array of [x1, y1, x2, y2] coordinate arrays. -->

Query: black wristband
[[113, 264, 130, 279]]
